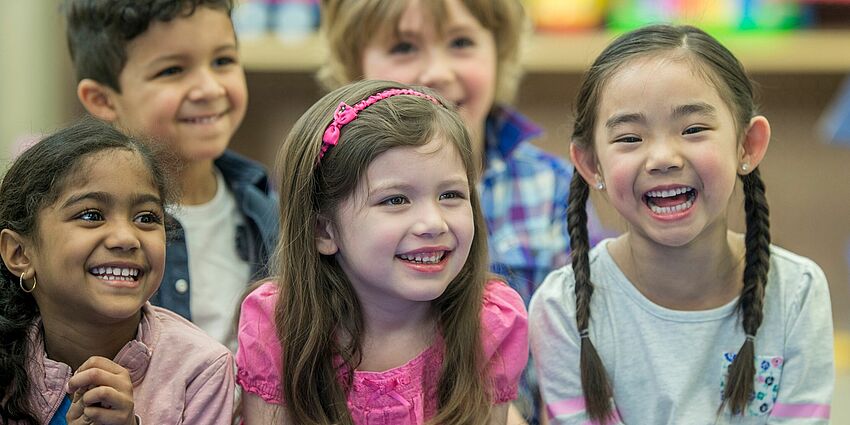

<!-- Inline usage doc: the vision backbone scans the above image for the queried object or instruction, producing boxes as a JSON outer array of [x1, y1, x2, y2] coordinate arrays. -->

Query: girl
[[236, 79, 528, 424], [529, 24, 834, 424], [0, 119, 234, 425]]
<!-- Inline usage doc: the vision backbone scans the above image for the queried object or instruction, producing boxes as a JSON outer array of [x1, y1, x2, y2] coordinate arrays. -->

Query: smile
[[178, 111, 226, 124], [397, 251, 447, 264], [643, 186, 697, 215], [89, 266, 141, 282]]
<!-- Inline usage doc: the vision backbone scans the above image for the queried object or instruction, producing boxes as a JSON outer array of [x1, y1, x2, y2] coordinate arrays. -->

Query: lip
[[642, 184, 698, 220], [396, 246, 452, 273], [177, 110, 228, 124], [398, 246, 452, 256]]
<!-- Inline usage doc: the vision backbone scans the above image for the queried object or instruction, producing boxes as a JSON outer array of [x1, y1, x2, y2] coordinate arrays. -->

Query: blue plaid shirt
[[479, 106, 573, 304]]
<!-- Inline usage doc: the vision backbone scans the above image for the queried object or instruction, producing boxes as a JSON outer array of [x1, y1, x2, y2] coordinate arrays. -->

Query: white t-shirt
[[530, 239, 834, 425], [169, 169, 251, 351]]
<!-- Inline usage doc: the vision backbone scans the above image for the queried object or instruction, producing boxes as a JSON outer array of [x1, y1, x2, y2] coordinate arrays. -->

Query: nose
[[645, 137, 684, 174], [412, 202, 449, 237], [105, 221, 141, 251], [187, 68, 226, 101], [417, 50, 454, 90]]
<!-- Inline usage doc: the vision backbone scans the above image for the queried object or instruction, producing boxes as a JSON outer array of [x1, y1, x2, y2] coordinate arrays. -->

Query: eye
[[439, 190, 466, 201], [683, 126, 708, 135], [613, 135, 642, 144], [77, 209, 104, 222], [450, 36, 475, 49], [155, 66, 182, 78], [381, 195, 409, 206], [135, 211, 163, 225], [389, 41, 416, 55], [213, 55, 237, 67]]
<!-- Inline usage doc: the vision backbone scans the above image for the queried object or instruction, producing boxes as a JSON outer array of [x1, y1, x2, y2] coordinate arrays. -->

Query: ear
[[77, 79, 120, 123], [0, 229, 34, 278], [739, 115, 771, 175], [570, 142, 601, 187], [315, 215, 339, 255]]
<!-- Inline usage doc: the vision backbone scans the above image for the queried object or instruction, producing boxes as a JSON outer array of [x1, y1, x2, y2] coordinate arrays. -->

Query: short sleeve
[[236, 281, 283, 404], [481, 279, 529, 403]]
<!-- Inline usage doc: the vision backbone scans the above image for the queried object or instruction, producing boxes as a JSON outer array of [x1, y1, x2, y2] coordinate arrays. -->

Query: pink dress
[[236, 279, 528, 424]]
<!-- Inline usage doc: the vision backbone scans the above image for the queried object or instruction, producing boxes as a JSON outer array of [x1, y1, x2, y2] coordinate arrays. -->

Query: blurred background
[[2, 0, 849, 417]]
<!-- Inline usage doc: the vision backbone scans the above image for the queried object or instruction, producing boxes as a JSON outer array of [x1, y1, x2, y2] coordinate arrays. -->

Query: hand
[[66, 356, 136, 425]]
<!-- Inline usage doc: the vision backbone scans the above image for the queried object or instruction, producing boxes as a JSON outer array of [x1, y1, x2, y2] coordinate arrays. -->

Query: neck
[[609, 230, 745, 311], [39, 311, 140, 371], [355, 298, 436, 372], [178, 160, 218, 205]]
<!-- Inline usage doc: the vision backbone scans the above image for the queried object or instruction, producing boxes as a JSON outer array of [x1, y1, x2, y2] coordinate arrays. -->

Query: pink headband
[[319, 88, 441, 161]]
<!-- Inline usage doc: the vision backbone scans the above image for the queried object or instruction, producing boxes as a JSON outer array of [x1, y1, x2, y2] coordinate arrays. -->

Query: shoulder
[[240, 281, 280, 323], [215, 149, 276, 196], [148, 305, 233, 365], [502, 142, 573, 180], [767, 245, 830, 307], [481, 279, 527, 330], [529, 264, 578, 319]]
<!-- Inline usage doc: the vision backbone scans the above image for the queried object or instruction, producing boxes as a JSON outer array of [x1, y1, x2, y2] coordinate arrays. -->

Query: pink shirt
[[19, 304, 234, 425], [237, 279, 528, 424]]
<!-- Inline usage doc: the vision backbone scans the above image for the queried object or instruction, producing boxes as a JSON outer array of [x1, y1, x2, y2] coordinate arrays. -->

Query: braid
[[567, 171, 613, 423], [722, 168, 770, 414]]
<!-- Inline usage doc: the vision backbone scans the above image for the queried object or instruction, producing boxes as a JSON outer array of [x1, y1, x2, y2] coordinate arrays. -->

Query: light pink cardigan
[[19, 303, 234, 424]]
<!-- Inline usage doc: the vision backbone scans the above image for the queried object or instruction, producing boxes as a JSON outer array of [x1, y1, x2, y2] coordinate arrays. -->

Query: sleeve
[[529, 268, 622, 425], [182, 350, 236, 424], [768, 262, 834, 424], [235, 282, 284, 405], [481, 280, 529, 403]]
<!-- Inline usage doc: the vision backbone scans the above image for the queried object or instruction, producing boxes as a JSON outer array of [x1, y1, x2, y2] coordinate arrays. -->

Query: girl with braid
[[529, 24, 834, 425]]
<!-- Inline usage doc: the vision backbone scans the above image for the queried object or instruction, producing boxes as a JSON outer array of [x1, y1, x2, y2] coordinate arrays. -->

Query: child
[[236, 79, 528, 424], [0, 119, 234, 424], [530, 24, 834, 424], [63, 0, 277, 350], [319, 0, 583, 303]]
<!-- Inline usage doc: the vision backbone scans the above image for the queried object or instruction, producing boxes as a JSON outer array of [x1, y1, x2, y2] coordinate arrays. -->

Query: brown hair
[[318, 0, 527, 105], [568, 24, 770, 422], [271, 79, 495, 424]]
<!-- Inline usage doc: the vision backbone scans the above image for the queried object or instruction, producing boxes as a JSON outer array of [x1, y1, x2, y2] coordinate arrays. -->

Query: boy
[[64, 0, 277, 351]]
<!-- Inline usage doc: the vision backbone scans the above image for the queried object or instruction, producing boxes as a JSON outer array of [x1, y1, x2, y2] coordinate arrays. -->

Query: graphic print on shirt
[[720, 353, 784, 416]]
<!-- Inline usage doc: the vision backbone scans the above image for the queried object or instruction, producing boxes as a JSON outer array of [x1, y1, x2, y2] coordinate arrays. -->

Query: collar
[[27, 304, 160, 390], [214, 149, 272, 194], [484, 105, 543, 160]]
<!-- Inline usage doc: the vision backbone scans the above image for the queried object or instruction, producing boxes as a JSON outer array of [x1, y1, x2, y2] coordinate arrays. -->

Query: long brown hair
[[318, 0, 528, 104], [272, 79, 494, 424], [568, 25, 770, 422]]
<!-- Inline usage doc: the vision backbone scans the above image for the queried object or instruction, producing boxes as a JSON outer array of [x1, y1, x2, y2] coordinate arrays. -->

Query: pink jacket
[[19, 304, 234, 424]]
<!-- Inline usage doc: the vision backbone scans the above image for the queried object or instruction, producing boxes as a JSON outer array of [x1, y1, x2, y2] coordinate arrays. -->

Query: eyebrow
[[60, 192, 162, 209], [605, 112, 646, 129], [148, 43, 237, 65], [672, 102, 718, 119], [368, 177, 469, 195]]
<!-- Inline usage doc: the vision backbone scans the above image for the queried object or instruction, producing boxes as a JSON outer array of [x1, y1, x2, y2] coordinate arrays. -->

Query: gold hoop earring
[[19, 273, 36, 293]]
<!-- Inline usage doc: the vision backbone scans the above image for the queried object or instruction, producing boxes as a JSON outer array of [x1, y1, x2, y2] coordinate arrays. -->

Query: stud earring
[[741, 163, 749, 172], [595, 175, 605, 191], [19, 272, 36, 293]]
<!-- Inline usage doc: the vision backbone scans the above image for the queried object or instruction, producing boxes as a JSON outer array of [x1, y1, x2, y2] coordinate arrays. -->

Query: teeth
[[398, 252, 445, 264], [646, 187, 693, 198], [182, 114, 220, 124], [91, 267, 141, 279], [649, 198, 694, 215]]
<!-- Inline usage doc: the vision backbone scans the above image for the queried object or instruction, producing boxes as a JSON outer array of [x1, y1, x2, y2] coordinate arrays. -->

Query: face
[[588, 56, 744, 248], [361, 0, 497, 150], [319, 138, 475, 312], [29, 150, 166, 326], [109, 7, 247, 163]]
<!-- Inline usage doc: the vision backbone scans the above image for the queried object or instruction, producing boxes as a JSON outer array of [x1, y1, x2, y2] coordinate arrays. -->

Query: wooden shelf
[[240, 30, 850, 74]]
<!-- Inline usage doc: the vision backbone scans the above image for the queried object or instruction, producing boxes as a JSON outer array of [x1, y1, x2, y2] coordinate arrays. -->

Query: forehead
[[60, 150, 158, 198], [598, 54, 732, 119], [374, 0, 485, 38], [123, 7, 235, 65]]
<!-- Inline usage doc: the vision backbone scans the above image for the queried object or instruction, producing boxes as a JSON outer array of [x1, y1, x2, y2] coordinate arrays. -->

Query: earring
[[741, 163, 749, 172], [594, 175, 605, 191], [19, 273, 36, 293]]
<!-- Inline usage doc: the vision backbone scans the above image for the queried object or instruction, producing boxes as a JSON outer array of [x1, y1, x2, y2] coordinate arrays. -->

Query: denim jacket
[[150, 150, 278, 320]]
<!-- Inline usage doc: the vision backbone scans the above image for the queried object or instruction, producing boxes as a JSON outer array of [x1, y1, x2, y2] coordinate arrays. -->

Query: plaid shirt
[[479, 106, 573, 304]]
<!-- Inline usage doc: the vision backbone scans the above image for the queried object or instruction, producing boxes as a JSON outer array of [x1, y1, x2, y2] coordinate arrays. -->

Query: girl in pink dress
[[236, 80, 528, 424]]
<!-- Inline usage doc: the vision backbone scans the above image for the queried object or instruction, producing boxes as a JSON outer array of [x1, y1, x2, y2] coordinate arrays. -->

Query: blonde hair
[[272, 79, 495, 424], [318, 0, 528, 105]]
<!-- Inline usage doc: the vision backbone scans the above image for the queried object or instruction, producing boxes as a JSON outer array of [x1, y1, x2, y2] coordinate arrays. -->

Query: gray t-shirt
[[530, 239, 833, 425]]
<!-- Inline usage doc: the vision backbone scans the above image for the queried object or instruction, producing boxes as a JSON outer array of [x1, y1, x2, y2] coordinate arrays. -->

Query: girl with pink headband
[[236, 79, 528, 424]]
